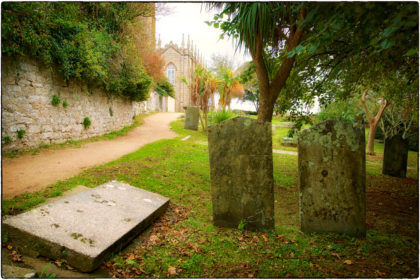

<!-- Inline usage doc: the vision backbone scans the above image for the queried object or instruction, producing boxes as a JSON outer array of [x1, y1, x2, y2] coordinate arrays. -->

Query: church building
[[158, 34, 205, 112]]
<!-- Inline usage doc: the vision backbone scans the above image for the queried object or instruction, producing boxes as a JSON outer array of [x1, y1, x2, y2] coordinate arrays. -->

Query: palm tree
[[207, 3, 306, 122]]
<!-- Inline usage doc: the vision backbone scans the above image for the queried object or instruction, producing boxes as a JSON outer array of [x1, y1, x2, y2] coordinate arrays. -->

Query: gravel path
[[2, 113, 182, 199]]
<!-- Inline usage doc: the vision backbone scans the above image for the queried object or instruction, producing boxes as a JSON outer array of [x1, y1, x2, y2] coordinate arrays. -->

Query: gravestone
[[184, 106, 200, 130], [208, 117, 274, 230], [2, 181, 169, 272], [382, 134, 408, 178], [298, 120, 366, 237], [281, 137, 298, 147]]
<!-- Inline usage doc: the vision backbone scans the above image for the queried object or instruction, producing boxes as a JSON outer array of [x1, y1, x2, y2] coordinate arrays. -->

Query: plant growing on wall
[[2, 2, 156, 102], [51, 95, 61, 106], [62, 100, 69, 108], [83, 117, 91, 129], [16, 129, 25, 139], [109, 107, 113, 117], [3, 136, 13, 144]]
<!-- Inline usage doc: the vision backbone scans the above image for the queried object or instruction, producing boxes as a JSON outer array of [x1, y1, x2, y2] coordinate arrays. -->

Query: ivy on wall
[[2, 2, 157, 101]]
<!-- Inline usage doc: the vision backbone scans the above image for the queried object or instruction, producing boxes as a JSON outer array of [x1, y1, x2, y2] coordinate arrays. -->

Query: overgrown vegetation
[[2, 118, 417, 278], [2, 2, 158, 101]]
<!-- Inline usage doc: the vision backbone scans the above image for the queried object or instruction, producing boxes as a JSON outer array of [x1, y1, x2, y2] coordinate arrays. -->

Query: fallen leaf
[[331, 252, 341, 259], [10, 251, 23, 262], [7, 245, 12, 250], [54, 260, 62, 267], [127, 253, 135, 260], [344, 260, 353, 265], [149, 235, 160, 244], [262, 234, 268, 242], [168, 266, 177, 276], [375, 270, 386, 277]]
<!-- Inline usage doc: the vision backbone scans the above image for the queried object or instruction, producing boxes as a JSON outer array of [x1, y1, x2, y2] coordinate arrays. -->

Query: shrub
[[3, 136, 13, 144], [51, 95, 61, 106], [62, 100, 69, 108], [83, 117, 91, 129], [315, 99, 361, 124], [17, 129, 25, 139], [155, 78, 175, 98], [208, 110, 236, 125], [2, 2, 155, 102]]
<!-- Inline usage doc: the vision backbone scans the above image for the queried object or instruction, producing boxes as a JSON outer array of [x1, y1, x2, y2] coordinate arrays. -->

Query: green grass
[[2, 118, 418, 278], [3, 113, 154, 158]]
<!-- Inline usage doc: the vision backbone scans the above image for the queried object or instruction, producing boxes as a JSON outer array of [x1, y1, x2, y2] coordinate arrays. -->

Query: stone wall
[[1, 57, 164, 152]]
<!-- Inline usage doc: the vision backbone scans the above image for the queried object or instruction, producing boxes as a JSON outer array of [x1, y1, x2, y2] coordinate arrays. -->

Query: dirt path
[[2, 113, 182, 200]]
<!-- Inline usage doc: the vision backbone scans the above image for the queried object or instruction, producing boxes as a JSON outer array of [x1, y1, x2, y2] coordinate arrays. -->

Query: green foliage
[[51, 95, 61, 106], [39, 263, 56, 278], [315, 99, 361, 124], [155, 77, 175, 98], [2, 2, 155, 101], [109, 107, 113, 117], [16, 129, 26, 139], [2, 232, 8, 243], [3, 136, 13, 144], [62, 100, 69, 108], [83, 117, 91, 129], [208, 110, 236, 125]]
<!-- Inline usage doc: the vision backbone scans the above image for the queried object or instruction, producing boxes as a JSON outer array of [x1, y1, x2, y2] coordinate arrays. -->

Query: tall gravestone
[[298, 120, 366, 237], [382, 134, 408, 178], [208, 117, 274, 230], [184, 106, 200, 130]]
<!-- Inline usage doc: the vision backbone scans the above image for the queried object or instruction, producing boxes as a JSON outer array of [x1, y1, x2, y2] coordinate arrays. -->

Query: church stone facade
[[158, 34, 205, 112]]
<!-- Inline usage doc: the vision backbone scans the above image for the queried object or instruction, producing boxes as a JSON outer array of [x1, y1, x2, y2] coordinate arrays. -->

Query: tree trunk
[[366, 120, 378, 155], [361, 90, 390, 156]]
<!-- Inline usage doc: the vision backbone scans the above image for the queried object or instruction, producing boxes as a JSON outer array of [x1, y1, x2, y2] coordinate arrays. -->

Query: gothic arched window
[[167, 64, 175, 84]]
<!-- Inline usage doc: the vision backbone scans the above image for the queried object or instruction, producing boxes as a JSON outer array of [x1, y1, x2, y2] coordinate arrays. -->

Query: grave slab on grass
[[2, 181, 169, 272]]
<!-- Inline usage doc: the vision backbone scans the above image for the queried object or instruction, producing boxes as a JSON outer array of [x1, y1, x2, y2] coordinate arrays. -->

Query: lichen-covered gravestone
[[184, 106, 200, 130], [382, 134, 408, 178], [208, 117, 274, 230], [2, 181, 169, 272], [298, 120, 366, 237]]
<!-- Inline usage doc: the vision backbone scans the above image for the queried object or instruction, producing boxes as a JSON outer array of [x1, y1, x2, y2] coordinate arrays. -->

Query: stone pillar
[[184, 106, 199, 130], [298, 120, 366, 237], [382, 134, 408, 178], [208, 117, 274, 230]]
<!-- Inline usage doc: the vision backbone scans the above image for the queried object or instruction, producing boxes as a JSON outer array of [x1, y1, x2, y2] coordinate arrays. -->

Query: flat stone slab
[[2, 181, 169, 272]]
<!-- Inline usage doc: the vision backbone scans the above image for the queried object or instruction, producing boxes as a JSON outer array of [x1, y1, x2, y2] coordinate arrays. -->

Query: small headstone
[[281, 137, 298, 147], [382, 134, 408, 178], [208, 117, 274, 230], [3, 181, 169, 272], [184, 106, 200, 130], [298, 120, 366, 237]]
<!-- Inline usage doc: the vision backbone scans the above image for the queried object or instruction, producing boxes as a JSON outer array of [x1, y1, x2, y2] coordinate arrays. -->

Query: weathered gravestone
[[2, 181, 169, 272], [208, 117, 274, 230], [184, 106, 200, 130], [298, 120, 366, 237], [281, 137, 298, 147], [382, 134, 408, 178]]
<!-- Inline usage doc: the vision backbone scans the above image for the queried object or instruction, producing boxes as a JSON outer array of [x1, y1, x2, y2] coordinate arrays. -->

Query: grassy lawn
[[2, 118, 418, 278]]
